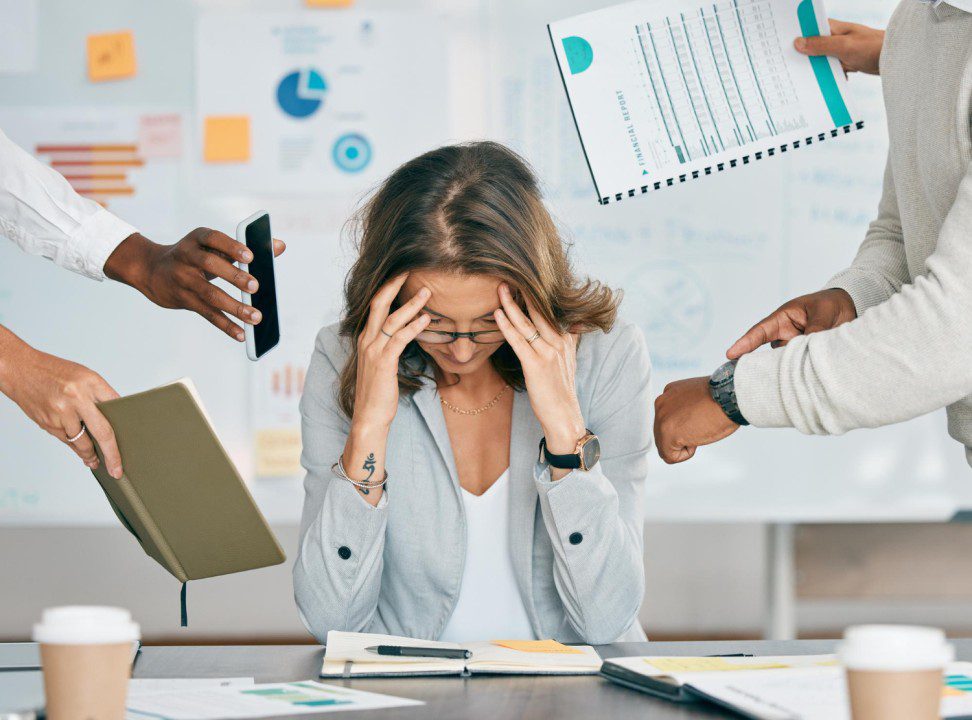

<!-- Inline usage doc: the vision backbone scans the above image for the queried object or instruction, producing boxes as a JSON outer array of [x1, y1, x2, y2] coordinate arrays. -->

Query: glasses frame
[[416, 329, 505, 345]]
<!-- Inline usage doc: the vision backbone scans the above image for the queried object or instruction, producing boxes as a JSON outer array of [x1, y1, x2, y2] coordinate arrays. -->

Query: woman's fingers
[[59, 418, 99, 468], [384, 313, 431, 358], [79, 404, 122, 479], [382, 287, 430, 337], [497, 284, 538, 341], [494, 308, 535, 360], [68, 430, 100, 469], [363, 272, 410, 341], [523, 296, 561, 345]]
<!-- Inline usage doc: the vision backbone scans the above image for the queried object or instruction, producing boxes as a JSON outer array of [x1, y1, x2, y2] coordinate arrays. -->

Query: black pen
[[705, 653, 754, 657], [366, 645, 471, 660]]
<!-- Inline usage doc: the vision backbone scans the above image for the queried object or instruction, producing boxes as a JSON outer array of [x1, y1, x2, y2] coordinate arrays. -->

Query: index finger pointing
[[726, 316, 779, 360]]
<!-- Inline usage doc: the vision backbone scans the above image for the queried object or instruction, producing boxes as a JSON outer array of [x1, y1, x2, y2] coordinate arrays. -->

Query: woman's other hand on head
[[493, 283, 586, 463]]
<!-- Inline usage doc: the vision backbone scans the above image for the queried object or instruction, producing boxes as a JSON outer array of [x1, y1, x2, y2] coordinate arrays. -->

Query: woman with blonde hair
[[294, 142, 651, 644]]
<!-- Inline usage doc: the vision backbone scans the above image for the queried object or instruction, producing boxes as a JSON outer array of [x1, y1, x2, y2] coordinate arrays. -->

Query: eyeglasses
[[416, 329, 505, 345]]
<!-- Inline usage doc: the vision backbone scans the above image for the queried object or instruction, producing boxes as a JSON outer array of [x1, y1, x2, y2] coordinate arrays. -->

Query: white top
[[0, 127, 136, 281], [438, 468, 535, 643]]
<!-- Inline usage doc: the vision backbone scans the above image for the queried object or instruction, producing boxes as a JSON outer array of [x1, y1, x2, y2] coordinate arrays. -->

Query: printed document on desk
[[125, 680, 421, 719], [683, 662, 972, 720], [549, 0, 861, 204]]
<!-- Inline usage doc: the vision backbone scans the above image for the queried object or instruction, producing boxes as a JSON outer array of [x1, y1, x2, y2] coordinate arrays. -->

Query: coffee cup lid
[[32, 606, 140, 645], [838, 624, 954, 671]]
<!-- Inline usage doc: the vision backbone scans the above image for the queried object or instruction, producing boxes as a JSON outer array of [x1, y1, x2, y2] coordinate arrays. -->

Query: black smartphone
[[236, 211, 280, 360]]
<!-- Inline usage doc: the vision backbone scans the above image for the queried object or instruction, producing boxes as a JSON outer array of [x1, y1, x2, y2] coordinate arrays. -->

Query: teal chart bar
[[796, 0, 852, 127]]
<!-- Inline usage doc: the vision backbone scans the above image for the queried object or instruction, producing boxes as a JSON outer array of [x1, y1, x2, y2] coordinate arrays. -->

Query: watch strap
[[539, 431, 593, 470], [709, 361, 749, 426]]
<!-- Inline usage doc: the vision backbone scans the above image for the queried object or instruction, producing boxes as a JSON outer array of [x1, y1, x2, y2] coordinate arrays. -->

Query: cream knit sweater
[[734, 0, 972, 467]]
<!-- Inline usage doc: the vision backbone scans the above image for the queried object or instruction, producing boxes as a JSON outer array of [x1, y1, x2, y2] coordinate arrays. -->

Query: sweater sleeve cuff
[[734, 350, 792, 428], [64, 208, 137, 281], [825, 267, 894, 316]]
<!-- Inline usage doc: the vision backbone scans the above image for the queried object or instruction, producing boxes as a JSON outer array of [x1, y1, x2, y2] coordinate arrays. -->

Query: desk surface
[[131, 639, 972, 719]]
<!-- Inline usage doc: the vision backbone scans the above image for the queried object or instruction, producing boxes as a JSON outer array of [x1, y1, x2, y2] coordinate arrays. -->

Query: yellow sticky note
[[305, 0, 355, 6], [646, 657, 789, 673], [203, 116, 250, 163], [492, 639, 583, 655], [87, 31, 137, 82]]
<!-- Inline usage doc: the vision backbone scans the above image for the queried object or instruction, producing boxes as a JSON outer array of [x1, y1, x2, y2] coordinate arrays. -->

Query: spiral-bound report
[[549, 0, 863, 205]]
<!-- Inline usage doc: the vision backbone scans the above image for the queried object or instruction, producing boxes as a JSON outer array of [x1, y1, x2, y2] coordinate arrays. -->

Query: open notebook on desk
[[321, 631, 601, 678], [601, 654, 837, 702]]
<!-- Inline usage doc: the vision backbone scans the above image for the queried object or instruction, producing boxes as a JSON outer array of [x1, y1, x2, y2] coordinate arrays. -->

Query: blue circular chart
[[276, 68, 327, 119], [332, 133, 372, 173]]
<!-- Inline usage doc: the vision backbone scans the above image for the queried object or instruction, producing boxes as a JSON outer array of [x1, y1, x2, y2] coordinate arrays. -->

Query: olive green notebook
[[90, 378, 285, 623]]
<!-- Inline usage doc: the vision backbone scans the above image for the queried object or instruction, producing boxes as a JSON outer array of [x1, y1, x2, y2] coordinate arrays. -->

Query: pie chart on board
[[276, 68, 327, 119]]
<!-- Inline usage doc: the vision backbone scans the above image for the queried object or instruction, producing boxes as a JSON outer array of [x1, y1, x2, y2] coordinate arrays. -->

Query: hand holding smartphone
[[237, 211, 280, 361]]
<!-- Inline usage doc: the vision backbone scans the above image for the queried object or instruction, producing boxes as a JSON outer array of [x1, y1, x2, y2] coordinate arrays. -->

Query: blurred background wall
[[2, 0, 970, 642]]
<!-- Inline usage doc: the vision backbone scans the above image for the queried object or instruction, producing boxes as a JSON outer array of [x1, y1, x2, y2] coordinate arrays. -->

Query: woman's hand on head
[[351, 272, 431, 432], [493, 283, 587, 460]]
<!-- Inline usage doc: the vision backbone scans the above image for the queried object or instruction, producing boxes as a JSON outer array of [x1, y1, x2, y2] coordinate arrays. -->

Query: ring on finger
[[66, 423, 87, 443], [380, 328, 394, 338], [525, 331, 541, 344]]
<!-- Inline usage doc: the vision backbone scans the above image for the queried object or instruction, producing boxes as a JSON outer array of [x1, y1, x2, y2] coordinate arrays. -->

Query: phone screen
[[245, 214, 280, 358]]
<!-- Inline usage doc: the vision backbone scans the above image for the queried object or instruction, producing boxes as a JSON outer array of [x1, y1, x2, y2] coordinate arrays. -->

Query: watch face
[[710, 361, 735, 386], [581, 436, 601, 470]]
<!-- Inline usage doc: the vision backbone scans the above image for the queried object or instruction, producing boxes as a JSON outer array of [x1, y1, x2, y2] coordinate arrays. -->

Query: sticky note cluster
[[87, 31, 137, 82]]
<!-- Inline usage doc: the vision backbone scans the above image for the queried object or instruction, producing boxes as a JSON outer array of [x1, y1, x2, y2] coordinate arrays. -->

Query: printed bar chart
[[634, 0, 805, 167], [35, 142, 144, 206]]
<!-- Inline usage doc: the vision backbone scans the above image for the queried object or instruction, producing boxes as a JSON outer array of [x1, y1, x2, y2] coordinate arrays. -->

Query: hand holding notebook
[[321, 631, 601, 678]]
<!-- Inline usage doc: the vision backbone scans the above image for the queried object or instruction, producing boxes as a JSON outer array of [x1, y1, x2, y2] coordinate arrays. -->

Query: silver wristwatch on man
[[709, 360, 749, 426]]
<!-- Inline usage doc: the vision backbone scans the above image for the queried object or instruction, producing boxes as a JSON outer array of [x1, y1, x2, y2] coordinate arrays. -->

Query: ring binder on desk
[[549, 0, 864, 206]]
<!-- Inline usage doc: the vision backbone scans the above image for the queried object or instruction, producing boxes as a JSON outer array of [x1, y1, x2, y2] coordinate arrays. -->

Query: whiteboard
[[1, 0, 969, 526]]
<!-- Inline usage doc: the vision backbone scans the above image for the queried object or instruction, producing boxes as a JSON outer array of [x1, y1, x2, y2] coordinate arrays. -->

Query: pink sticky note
[[138, 114, 182, 159]]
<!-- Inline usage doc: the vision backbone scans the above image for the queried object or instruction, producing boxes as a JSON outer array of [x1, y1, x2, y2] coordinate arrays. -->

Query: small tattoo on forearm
[[360, 452, 376, 495]]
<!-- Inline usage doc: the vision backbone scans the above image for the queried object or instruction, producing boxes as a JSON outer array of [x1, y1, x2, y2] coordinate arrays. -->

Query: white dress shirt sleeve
[[0, 127, 138, 281]]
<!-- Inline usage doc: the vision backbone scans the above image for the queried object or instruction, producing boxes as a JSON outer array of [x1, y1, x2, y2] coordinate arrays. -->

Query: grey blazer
[[294, 319, 652, 645]]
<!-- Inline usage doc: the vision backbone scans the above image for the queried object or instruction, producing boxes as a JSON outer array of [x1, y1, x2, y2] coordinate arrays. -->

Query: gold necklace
[[440, 384, 510, 416]]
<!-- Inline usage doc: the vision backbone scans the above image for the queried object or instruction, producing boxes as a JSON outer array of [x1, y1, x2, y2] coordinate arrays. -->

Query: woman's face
[[400, 270, 507, 376]]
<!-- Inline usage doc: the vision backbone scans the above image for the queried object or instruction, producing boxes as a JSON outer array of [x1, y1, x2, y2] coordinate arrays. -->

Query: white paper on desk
[[125, 680, 422, 719], [685, 662, 972, 720], [128, 678, 255, 696]]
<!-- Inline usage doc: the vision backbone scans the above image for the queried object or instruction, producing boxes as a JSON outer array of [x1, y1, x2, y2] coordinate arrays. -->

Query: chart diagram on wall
[[196, 11, 449, 195]]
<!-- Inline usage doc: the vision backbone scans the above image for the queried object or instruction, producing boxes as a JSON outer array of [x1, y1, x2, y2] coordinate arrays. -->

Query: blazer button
[[569, 532, 583, 545], [337, 546, 352, 560]]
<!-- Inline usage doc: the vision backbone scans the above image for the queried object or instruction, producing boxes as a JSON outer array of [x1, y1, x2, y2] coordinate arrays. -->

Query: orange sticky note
[[493, 639, 583, 655], [203, 116, 250, 163], [305, 0, 355, 6], [87, 31, 137, 82]]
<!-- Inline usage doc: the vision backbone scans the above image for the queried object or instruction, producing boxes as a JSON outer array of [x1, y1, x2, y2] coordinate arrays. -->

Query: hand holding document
[[549, 0, 861, 203]]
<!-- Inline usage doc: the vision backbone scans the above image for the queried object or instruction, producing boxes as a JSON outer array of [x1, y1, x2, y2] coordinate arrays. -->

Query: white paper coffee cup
[[838, 624, 954, 671], [32, 606, 140, 720], [838, 625, 952, 720], [32, 606, 140, 645]]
